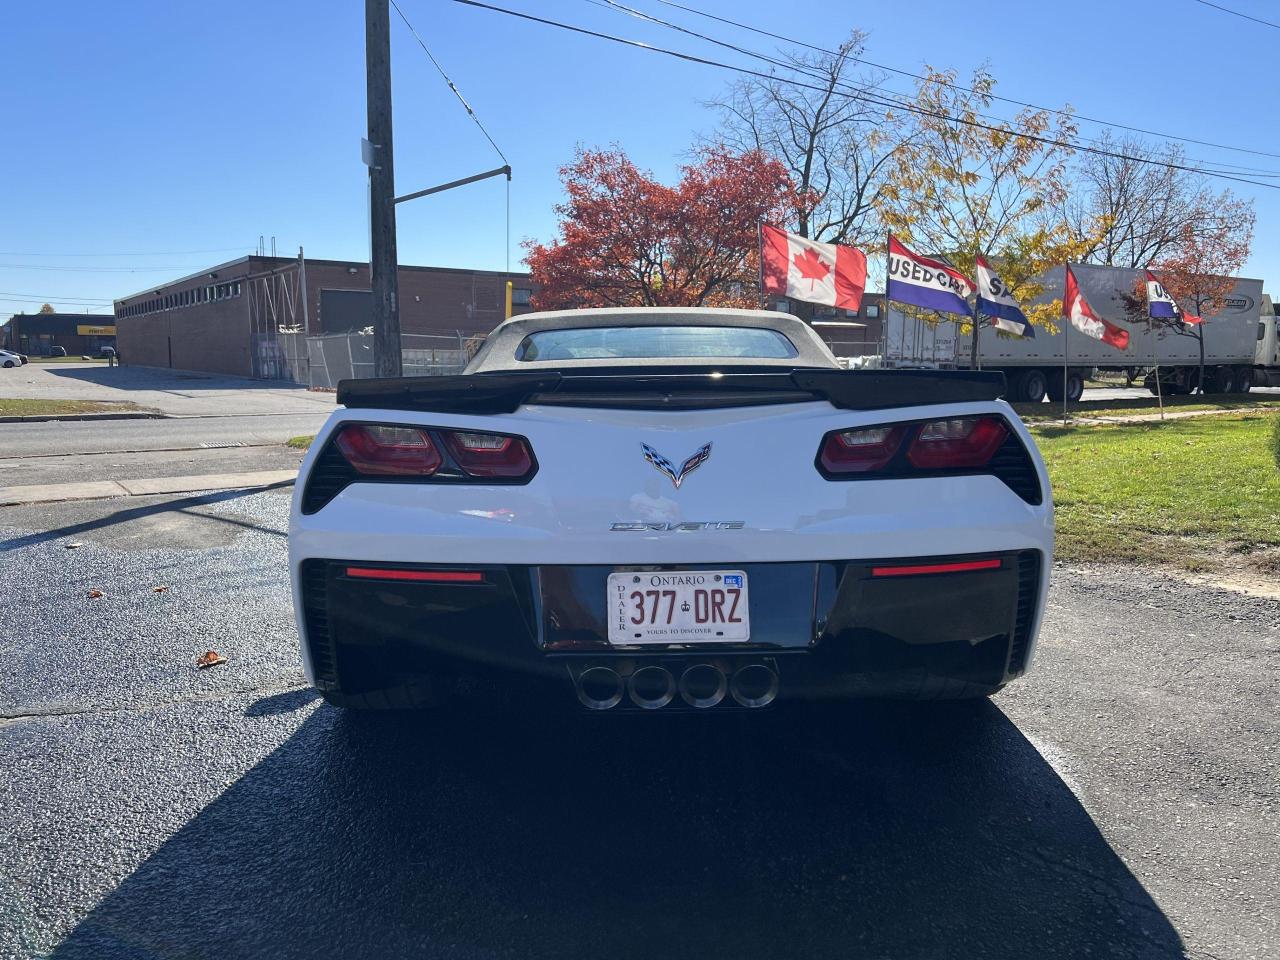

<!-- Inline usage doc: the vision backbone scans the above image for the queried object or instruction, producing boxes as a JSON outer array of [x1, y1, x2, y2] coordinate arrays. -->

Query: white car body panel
[[289, 398, 1054, 687]]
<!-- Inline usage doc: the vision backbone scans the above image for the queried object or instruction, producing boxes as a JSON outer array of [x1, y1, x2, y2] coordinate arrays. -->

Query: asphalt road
[[1, 491, 1277, 960]]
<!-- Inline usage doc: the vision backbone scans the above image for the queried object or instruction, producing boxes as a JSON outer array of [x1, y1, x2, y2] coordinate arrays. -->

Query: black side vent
[[301, 559, 339, 689], [990, 432, 1043, 505], [1006, 551, 1042, 676], [301, 442, 358, 515]]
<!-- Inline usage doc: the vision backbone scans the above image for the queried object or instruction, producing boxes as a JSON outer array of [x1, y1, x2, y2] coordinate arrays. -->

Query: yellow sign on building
[[77, 325, 116, 336]]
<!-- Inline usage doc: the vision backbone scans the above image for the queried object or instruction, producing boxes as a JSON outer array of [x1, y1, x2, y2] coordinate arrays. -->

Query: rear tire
[[1014, 369, 1048, 404], [316, 677, 438, 711], [1066, 371, 1084, 402], [1235, 367, 1253, 394], [1217, 368, 1238, 395], [915, 675, 1005, 700]]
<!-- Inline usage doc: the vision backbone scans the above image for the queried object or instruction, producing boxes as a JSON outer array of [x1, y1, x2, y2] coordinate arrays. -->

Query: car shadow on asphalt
[[49, 699, 1182, 959]]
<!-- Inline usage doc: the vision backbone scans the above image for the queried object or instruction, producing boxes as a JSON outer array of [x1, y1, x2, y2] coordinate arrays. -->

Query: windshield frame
[[513, 324, 800, 363]]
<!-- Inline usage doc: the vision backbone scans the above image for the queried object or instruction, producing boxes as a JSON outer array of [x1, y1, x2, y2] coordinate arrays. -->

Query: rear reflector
[[870, 558, 1003, 577], [344, 567, 485, 583]]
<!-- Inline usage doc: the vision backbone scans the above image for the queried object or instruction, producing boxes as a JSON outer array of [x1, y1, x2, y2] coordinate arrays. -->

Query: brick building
[[2, 312, 117, 358], [765, 292, 886, 360], [114, 254, 536, 378]]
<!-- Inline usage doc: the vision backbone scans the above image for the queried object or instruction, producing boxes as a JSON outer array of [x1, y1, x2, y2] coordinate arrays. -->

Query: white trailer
[[882, 263, 1279, 402]]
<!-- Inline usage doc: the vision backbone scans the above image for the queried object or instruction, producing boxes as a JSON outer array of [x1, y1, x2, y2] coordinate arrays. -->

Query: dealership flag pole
[[1153, 324, 1165, 420], [758, 222, 767, 309], [1062, 303, 1069, 425]]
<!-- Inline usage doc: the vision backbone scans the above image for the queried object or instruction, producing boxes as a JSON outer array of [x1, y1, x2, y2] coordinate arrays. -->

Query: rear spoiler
[[337, 368, 1007, 414]]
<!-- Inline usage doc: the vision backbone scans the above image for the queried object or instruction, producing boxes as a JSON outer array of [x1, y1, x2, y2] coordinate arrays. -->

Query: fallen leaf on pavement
[[87, 589, 104, 598], [152, 585, 169, 593], [64, 542, 83, 550], [196, 650, 227, 669]]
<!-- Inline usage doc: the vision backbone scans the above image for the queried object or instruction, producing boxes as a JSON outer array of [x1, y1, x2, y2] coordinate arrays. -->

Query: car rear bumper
[[295, 550, 1046, 710]]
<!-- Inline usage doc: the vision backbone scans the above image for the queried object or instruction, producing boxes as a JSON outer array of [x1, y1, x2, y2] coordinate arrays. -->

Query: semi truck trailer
[[882, 263, 1279, 402]]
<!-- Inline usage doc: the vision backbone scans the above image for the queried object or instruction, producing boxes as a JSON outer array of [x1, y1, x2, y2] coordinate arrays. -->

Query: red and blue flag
[[886, 235, 974, 317], [975, 255, 1034, 338], [1144, 270, 1181, 319]]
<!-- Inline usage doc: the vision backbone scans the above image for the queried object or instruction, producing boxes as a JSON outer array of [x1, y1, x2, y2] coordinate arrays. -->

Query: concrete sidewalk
[[0, 470, 297, 507]]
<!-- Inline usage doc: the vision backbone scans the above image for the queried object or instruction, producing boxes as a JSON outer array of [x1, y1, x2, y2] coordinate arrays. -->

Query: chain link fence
[[250, 332, 310, 383], [305, 332, 484, 389]]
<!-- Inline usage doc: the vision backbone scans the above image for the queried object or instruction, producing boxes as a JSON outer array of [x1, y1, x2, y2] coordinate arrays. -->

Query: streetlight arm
[[394, 165, 511, 205]]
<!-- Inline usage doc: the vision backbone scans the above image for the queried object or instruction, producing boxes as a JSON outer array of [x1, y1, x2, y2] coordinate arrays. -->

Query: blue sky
[[3, 0, 1277, 318]]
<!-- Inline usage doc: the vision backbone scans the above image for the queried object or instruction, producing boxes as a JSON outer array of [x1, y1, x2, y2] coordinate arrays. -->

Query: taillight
[[334, 424, 442, 476], [906, 416, 1008, 469], [818, 425, 908, 474], [814, 414, 1037, 504], [442, 431, 535, 478]]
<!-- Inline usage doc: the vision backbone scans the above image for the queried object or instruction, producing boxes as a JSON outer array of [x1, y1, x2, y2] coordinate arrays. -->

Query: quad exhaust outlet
[[575, 665, 624, 711], [572, 661, 777, 711]]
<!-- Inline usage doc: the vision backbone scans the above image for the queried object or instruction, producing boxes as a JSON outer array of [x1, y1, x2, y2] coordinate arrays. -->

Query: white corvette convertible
[[290, 308, 1053, 711]]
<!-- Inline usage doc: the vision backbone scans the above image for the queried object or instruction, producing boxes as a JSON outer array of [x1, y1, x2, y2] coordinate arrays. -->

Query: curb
[[0, 412, 166, 423]]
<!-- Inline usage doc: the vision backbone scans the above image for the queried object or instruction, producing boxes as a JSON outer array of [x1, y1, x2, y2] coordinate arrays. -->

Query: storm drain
[[198, 441, 246, 449]]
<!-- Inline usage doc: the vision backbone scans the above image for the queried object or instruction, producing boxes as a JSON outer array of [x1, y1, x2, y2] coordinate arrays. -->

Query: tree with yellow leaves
[[879, 67, 1092, 364]]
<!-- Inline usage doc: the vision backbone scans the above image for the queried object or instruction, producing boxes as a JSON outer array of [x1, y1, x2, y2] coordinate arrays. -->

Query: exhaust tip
[[730, 663, 778, 709], [628, 665, 676, 710], [576, 666, 624, 710], [678, 663, 727, 709]]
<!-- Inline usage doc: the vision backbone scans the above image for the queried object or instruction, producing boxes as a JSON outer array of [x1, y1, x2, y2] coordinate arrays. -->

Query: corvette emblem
[[641, 442, 712, 490]]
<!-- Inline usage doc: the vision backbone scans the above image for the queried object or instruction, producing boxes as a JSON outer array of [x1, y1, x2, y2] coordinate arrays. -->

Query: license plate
[[607, 570, 749, 645]]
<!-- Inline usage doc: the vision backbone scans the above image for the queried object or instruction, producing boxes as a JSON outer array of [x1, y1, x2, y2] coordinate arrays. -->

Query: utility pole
[[366, 0, 401, 378]]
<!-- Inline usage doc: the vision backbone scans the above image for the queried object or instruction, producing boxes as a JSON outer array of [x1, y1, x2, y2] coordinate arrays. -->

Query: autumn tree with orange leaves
[[524, 146, 796, 310], [1123, 203, 1255, 393]]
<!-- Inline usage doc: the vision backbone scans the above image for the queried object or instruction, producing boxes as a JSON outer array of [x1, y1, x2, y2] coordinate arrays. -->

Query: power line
[[589, 0, 1280, 178], [0, 299, 114, 308], [0, 264, 210, 273], [448, 0, 1280, 191], [1191, 0, 1280, 29], [645, 0, 1280, 162], [0, 246, 249, 258], [390, 0, 509, 165], [0, 291, 114, 303]]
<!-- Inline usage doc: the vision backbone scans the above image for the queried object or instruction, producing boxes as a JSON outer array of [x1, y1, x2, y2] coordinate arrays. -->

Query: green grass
[[0, 398, 150, 417], [1032, 414, 1280, 572], [1015, 394, 1280, 422], [26, 356, 109, 364], [286, 435, 315, 449]]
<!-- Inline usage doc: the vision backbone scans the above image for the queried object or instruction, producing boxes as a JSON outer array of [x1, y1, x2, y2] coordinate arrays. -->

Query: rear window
[[516, 325, 798, 361]]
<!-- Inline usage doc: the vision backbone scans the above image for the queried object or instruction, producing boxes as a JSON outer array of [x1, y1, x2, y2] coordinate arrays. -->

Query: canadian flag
[[760, 224, 867, 312], [1063, 265, 1130, 350]]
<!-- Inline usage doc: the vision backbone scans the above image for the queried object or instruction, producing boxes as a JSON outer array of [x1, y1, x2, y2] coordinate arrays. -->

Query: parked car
[[290, 308, 1054, 712], [0, 349, 27, 367]]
